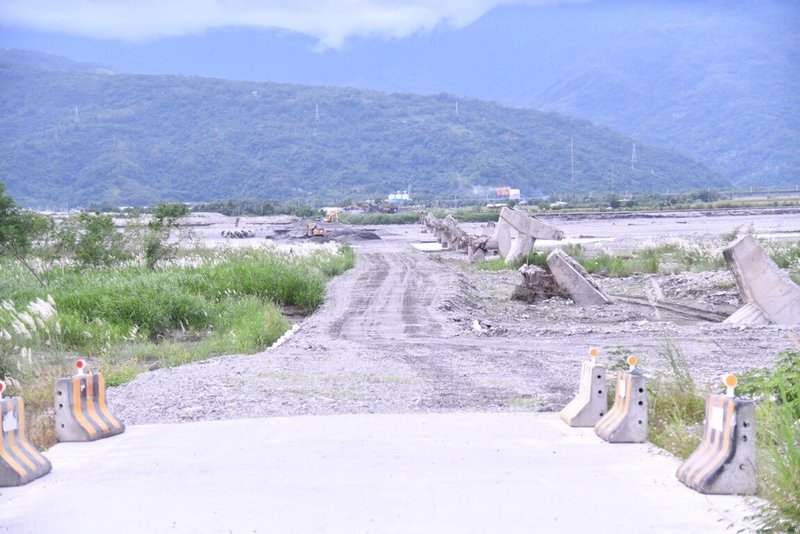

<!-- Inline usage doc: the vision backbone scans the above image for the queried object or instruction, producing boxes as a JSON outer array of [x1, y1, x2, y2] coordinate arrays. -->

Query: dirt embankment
[[108, 212, 799, 424]]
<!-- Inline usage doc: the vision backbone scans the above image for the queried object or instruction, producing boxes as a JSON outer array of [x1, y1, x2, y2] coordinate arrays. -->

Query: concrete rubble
[[422, 208, 563, 265], [512, 265, 567, 303], [723, 235, 800, 324]]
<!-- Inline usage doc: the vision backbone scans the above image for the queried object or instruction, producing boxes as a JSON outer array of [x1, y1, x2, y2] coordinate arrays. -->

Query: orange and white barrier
[[676, 375, 756, 494], [54, 360, 125, 442], [594, 356, 648, 443], [1, 380, 52, 486], [560, 348, 608, 427]]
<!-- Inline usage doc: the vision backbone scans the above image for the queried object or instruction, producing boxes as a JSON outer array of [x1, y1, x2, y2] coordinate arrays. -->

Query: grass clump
[[474, 250, 548, 271], [646, 340, 706, 458]]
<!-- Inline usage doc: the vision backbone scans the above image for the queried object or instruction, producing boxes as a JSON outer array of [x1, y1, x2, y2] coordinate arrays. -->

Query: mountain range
[[0, 50, 722, 208], [1, 0, 797, 190]]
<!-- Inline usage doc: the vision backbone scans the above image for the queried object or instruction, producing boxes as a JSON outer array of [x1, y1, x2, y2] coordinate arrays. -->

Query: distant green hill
[[0, 53, 725, 207]]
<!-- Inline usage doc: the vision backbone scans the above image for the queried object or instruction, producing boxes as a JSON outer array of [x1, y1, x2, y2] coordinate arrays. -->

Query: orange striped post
[[560, 347, 608, 427], [54, 360, 125, 442], [1, 380, 52, 487], [676, 374, 756, 494]]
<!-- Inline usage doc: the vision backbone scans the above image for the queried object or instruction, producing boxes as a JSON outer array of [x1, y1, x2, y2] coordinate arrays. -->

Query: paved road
[[0, 413, 758, 534]]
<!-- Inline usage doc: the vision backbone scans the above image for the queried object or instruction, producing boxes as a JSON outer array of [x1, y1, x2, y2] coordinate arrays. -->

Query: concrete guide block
[[677, 377, 756, 495], [595, 366, 648, 443], [55, 369, 125, 442], [560, 349, 608, 427], [1, 383, 52, 487]]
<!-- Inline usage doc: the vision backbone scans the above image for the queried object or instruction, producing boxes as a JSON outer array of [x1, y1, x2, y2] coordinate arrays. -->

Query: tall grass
[[3, 245, 354, 351], [647, 340, 706, 458], [0, 243, 355, 448]]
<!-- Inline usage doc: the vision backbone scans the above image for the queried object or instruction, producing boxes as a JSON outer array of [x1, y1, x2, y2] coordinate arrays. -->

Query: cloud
[[0, 0, 586, 49]]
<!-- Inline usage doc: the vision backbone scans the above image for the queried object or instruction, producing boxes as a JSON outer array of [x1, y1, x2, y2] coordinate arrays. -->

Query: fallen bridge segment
[[546, 249, 613, 305], [500, 207, 565, 265], [723, 235, 800, 325]]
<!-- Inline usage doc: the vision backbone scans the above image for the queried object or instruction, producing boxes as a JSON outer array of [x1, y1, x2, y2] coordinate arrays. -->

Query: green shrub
[[728, 350, 799, 532]]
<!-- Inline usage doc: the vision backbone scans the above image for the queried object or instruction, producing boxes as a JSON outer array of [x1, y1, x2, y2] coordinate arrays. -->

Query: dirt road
[[108, 212, 799, 423]]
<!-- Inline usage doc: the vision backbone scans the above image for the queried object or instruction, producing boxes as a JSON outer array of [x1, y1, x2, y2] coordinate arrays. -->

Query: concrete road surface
[[0, 413, 758, 534]]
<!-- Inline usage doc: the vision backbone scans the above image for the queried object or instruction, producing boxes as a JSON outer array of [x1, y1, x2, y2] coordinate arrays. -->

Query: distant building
[[387, 191, 412, 204], [496, 187, 521, 200]]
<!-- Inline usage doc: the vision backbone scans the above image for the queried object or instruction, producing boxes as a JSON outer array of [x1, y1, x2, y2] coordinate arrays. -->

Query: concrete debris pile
[[422, 207, 564, 265], [221, 229, 256, 238], [723, 235, 800, 325], [513, 248, 613, 306], [512, 265, 567, 303]]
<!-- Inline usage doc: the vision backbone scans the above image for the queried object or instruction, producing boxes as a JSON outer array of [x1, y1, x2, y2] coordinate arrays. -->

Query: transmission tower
[[630, 142, 637, 170]]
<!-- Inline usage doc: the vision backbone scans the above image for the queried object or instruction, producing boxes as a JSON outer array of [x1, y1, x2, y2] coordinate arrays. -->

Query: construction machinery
[[305, 221, 326, 237], [323, 209, 341, 223]]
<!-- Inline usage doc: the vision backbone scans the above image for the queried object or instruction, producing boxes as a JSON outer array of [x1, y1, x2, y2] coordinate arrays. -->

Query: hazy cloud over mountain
[[0, 0, 586, 49]]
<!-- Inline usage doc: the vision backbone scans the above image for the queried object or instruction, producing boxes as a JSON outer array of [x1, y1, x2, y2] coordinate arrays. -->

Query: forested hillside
[[0, 54, 724, 207], [2, 2, 795, 190]]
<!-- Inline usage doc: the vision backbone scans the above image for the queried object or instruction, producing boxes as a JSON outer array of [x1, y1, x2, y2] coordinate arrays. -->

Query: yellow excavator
[[323, 209, 341, 223], [305, 220, 326, 237]]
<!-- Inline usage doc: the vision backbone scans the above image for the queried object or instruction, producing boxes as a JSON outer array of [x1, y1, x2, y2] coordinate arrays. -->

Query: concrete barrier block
[[546, 249, 613, 305], [560, 349, 608, 427], [723, 235, 800, 324], [677, 378, 756, 495], [54, 369, 125, 442], [1, 383, 52, 487], [595, 362, 647, 443]]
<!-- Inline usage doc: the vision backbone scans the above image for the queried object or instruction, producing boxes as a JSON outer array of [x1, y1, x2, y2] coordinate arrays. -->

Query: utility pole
[[570, 137, 575, 197], [313, 104, 320, 134]]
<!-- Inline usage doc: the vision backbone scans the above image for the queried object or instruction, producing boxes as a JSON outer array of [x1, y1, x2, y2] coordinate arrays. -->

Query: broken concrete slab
[[723, 235, 800, 324], [499, 207, 565, 241], [546, 249, 613, 305]]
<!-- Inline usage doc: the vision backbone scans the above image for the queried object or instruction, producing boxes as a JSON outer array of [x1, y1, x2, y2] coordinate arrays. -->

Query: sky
[[0, 0, 586, 49]]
